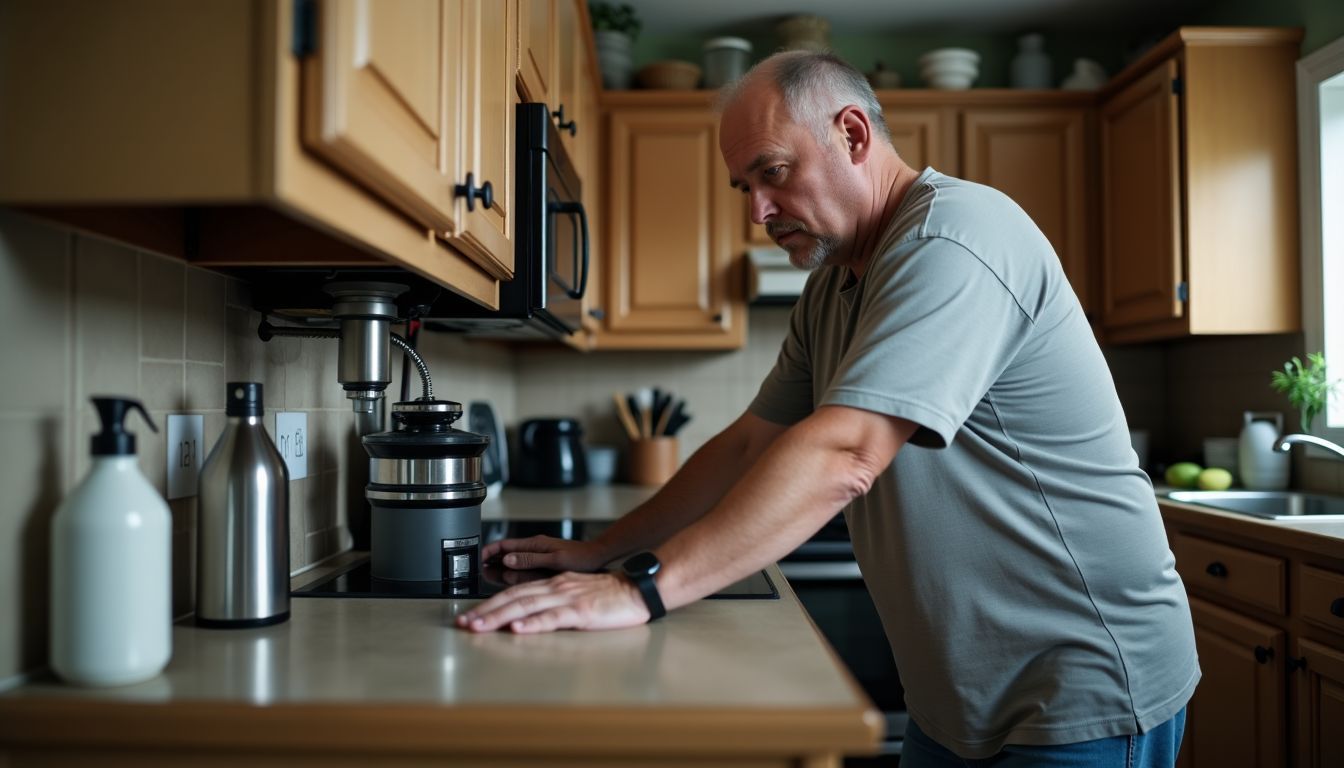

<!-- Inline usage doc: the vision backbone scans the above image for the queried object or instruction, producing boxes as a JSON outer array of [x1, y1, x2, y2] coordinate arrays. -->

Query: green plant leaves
[[1270, 352, 1335, 432]]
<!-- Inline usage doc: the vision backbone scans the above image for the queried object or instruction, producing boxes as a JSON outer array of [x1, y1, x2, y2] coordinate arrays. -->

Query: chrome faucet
[[1275, 433, 1344, 460]]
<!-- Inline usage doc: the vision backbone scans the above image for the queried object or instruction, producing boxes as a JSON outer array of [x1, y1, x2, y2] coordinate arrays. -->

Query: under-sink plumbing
[[1275, 433, 1344, 460]]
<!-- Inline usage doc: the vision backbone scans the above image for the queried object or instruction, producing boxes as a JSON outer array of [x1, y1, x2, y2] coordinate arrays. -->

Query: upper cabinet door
[[518, 0, 553, 103], [302, 0, 458, 234], [962, 107, 1091, 315], [605, 109, 736, 339], [883, 107, 948, 173], [448, 0, 515, 278], [1100, 59, 1184, 330]]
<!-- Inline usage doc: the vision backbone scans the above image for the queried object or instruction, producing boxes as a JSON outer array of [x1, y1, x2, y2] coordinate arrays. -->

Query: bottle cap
[[225, 382, 265, 418], [90, 397, 157, 456]]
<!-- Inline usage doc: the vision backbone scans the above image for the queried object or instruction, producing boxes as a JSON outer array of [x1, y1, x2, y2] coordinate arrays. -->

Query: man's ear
[[836, 106, 872, 163]]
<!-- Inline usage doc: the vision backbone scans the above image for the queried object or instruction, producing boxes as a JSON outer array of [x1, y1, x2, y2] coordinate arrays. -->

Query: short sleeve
[[821, 236, 1034, 448]]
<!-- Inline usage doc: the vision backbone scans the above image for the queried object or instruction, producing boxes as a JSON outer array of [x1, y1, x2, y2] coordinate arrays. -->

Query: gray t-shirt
[[750, 169, 1199, 758]]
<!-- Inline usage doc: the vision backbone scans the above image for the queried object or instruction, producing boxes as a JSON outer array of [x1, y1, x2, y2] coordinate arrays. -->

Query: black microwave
[[426, 103, 589, 339]]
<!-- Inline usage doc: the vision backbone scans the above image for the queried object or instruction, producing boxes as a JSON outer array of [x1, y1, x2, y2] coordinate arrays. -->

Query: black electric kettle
[[513, 418, 588, 488]]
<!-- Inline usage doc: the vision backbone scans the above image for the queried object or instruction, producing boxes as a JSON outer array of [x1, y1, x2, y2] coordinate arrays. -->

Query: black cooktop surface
[[292, 558, 778, 601]]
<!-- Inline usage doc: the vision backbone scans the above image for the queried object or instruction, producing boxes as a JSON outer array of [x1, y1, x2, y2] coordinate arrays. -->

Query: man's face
[[721, 84, 853, 271]]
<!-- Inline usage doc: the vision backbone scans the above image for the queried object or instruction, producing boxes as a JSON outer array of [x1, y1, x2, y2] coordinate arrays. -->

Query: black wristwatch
[[621, 551, 666, 622]]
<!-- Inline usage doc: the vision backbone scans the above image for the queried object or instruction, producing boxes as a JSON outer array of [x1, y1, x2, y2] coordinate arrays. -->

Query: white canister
[[1238, 411, 1289, 490], [703, 37, 752, 89]]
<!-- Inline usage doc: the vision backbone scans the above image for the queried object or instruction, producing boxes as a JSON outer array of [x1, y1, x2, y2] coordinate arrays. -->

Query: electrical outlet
[[274, 412, 308, 480], [167, 414, 205, 499]]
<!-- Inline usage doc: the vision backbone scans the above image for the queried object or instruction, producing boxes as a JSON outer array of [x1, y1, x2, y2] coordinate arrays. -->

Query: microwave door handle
[[548, 201, 589, 300]]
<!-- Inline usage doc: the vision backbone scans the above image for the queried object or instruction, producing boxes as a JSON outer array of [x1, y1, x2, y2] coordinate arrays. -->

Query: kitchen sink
[[1165, 490, 1344, 520]]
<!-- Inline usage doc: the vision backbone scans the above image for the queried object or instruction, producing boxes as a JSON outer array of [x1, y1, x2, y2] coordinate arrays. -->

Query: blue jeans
[[902, 708, 1186, 768]]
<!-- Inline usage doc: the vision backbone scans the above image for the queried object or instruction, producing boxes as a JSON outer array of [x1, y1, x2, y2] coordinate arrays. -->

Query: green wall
[[625, 0, 1344, 90]]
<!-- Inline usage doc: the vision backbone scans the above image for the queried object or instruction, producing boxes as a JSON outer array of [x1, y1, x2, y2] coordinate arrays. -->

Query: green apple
[[1165, 462, 1203, 488], [1197, 467, 1234, 491]]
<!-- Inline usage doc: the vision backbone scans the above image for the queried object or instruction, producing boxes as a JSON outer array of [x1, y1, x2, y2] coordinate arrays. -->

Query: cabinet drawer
[[1170, 533, 1286, 614], [1299, 565, 1344, 635]]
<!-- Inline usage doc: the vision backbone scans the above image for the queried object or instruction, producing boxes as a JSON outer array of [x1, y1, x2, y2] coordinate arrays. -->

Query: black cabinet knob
[[455, 172, 494, 212], [1205, 561, 1228, 578], [552, 104, 577, 137], [588, 308, 606, 320], [1331, 597, 1344, 618], [1254, 645, 1274, 664], [1287, 656, 1307, 672]]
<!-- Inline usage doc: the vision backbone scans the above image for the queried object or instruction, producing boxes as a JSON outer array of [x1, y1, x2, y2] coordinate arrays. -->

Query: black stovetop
[[292, 558, 778, 601]]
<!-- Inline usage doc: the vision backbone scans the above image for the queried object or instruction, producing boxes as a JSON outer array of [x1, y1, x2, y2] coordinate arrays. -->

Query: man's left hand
[[456, 571, 652, 633]]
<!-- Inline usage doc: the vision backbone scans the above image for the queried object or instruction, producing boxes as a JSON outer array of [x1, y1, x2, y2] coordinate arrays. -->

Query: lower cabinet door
[[1295, 638, 1344, 768], [1183, 598, 1285, 768]]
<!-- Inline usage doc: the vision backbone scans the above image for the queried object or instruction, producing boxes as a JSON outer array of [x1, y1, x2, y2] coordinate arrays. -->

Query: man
[[458, 51, 1198, 766]]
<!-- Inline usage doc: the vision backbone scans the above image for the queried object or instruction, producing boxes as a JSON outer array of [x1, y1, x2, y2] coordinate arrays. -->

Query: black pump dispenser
[[90, 397, 158, 456]]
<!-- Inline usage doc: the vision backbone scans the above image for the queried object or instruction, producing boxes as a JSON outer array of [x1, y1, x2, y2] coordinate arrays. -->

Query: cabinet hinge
[[292, 0, 317, 58], [1177, 281, 1188, 302], [1171, 76, 1183, 96]]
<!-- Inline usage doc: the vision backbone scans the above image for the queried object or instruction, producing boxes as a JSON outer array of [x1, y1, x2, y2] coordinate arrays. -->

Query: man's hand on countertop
[[456, 571, 651, 633], [482, 534, 607, 573]]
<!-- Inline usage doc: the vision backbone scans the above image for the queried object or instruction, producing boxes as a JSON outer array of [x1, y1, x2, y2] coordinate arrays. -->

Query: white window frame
[[1296, 36, 1344, 441]]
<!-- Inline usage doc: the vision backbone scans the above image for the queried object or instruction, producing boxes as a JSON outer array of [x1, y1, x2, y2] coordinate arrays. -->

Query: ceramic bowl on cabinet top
[[638, 60, 702, 90]]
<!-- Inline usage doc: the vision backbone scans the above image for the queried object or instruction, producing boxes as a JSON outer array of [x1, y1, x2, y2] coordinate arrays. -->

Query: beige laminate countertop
[[0, 484, 880, 765]]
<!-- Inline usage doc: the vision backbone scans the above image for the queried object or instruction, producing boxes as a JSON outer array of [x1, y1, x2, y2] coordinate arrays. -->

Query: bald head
[[717, 51, 891, 146]]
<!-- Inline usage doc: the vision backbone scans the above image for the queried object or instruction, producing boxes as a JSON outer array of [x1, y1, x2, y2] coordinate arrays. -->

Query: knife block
[[628, 437, 679, 486]]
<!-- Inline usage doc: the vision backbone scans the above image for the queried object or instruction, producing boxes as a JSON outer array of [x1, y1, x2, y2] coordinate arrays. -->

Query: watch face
[[623, 551, 660, 576]]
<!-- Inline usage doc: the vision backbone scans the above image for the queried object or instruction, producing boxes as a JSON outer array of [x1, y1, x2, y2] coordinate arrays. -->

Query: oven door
[[781, 525, 906, 763]]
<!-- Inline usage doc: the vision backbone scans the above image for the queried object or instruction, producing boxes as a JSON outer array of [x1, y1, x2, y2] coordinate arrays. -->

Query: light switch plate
[[274, 412, 308, 480], [167, 414, 204, 500]]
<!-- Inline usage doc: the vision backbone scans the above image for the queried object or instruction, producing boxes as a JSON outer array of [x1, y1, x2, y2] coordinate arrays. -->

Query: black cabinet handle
[[1288, 656, 1307, 672], [455, 172, 494, 212], [1205, 561, 1228, 578], [552, 104, 577, 137], [1254, 645, 1274, 664], [1331, 597, 1344, 618]]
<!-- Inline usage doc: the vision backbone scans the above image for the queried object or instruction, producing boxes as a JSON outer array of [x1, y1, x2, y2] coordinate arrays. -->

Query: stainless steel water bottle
[[196, 382, 290, 627]]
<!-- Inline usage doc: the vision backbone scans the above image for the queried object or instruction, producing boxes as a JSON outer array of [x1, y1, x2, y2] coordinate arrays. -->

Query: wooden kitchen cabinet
[[1162, 501, 1344, 768], [305, 0, 514, 280], [1295, 638, 1344, 767], [1184, 597, 1286, 768], [518, 0, 553, 104], [1099, 28, 1303, 343], [0, 0, 513, 306], [594, 93, 745, 350]]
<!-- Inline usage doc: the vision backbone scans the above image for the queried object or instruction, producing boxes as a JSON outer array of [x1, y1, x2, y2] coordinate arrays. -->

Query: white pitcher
[[1238, 411, 1289, 490]]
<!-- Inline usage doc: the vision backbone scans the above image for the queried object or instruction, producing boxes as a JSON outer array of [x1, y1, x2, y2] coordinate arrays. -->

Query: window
[[1297, 36, 1344, 436]]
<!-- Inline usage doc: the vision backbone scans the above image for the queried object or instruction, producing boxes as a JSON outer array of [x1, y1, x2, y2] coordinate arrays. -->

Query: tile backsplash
[[0, 210, 518, 683], [3, 206, 1340, 685]]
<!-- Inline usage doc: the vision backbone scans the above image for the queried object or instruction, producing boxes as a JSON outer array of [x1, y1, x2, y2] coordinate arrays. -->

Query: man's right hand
[[481, 535, 607, 573]]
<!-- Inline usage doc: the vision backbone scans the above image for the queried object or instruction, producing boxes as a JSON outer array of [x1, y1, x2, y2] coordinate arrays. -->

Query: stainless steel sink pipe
[[256, 281, 433, 550]]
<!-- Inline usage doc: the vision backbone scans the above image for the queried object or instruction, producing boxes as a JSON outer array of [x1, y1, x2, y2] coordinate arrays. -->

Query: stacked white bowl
[[918, 48, 981, 90]]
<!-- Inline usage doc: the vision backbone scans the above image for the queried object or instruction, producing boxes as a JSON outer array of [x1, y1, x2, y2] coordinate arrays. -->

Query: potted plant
[[590, 2, 641, 89], [1270, 352, 1337, 432]]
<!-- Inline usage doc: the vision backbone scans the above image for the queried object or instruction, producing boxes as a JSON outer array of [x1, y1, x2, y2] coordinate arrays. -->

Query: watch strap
[[632, 570, 666, 621]]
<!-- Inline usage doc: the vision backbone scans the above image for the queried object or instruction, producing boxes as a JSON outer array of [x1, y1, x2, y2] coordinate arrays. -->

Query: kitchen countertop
[[481, 483, 658, 522], [0, 483, 881, 765]]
